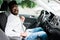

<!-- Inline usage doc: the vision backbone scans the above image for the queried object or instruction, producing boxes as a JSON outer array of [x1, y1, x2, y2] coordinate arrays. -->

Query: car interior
[[0, 0, 60, 40]]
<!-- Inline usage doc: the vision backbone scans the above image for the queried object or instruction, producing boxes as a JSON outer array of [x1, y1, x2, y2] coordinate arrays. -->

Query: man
[[5, 1, 47, 40]]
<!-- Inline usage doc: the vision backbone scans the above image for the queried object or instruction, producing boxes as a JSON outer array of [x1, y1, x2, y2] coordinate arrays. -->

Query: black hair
[[8, 1, 17, 10]]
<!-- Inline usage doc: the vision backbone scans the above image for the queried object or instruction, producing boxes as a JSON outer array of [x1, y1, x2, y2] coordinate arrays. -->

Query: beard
[[12, 13, 18, 15], [11, 10, 18, 15]]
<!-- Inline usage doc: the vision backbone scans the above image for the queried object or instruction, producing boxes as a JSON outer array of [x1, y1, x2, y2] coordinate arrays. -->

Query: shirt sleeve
[[5, 21, 21, 37], [5, 15, 21, 37]]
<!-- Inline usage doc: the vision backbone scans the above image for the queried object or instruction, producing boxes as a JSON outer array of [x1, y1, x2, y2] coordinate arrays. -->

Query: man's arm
[[20, 16, 25, 23], [5, 16, 21, 37], [5, 22, 21, 37]]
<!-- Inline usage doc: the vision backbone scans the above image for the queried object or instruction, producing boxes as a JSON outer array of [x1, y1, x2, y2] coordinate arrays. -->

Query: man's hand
[[20, 16, 25, 22], [20, 32, 27, 37]]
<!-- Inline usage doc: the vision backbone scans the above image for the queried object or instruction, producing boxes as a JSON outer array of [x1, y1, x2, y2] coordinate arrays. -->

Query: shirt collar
[[10, 12, 19, 17]]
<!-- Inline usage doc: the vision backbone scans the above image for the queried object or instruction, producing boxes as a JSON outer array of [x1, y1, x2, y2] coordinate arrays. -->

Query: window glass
[[15, 0, 22, 4], [0, 0, 3, 5]]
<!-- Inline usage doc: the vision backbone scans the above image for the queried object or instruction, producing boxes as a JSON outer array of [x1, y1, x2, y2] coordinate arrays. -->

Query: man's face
[[11, 4, 19, 15]]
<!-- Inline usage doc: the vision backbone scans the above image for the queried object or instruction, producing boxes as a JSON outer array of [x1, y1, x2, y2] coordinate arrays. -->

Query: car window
[[0, 0, 3, 8]]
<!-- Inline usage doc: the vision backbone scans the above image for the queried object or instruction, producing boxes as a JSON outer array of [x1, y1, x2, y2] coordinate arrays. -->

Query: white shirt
[[5, 13, 26, 37]]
